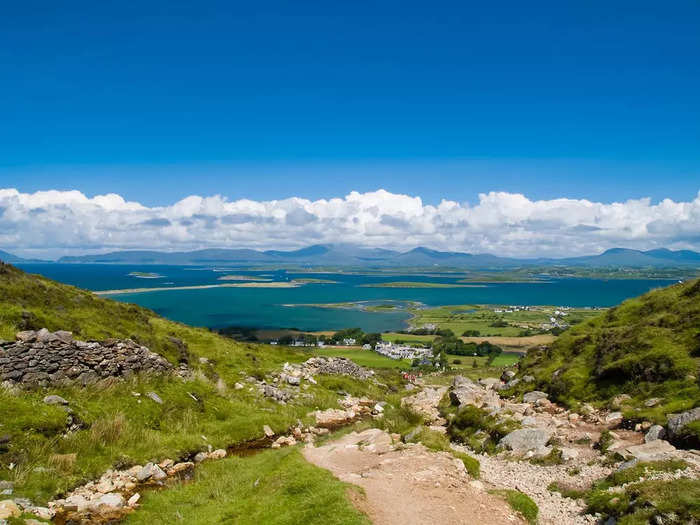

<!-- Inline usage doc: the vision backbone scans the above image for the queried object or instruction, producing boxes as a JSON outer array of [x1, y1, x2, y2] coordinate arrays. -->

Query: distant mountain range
[[1, 245, 697, 268], [0, 250, 48, 264]]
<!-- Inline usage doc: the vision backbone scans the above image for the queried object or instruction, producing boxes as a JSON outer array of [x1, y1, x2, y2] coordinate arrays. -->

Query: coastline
[[94, 282, 300, 296]]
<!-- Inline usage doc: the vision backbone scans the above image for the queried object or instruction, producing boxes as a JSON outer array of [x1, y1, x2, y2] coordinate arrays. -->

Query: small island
[[128, 271, 163, 279], [359, 281, 486, 288], [218, 275, 273, 281], [290, 278, 338, 284]]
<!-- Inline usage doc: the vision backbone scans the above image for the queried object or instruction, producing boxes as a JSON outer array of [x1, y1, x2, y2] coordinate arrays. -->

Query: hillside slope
[[514, 278, 700, 430], [0, 262, 395, 509]]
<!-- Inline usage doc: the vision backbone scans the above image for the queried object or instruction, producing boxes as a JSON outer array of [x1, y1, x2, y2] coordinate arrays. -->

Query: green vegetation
[[439, 397, 520, 454], [313, 348, 411, 368], [510, 278, 700, 432], [0, 263, 399, 504], [124, 447, 370, 525], [490, 489, 538, 524], [548, 460, 698, 524], [408, 304, 600, 338]]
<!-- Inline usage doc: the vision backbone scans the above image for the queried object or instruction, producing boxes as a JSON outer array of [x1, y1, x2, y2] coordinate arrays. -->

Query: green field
[[125, 448, 369, 525], [447, 352, 521, 371], [0, 263, 404, 503], [313, 347, 411, 368], [408, 304, 601, 337]]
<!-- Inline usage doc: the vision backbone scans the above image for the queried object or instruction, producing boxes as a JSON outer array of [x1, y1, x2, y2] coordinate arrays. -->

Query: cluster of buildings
[[374, 341, 433, 361], [541, 309, 570, 330], [492, 305, 531, 313]]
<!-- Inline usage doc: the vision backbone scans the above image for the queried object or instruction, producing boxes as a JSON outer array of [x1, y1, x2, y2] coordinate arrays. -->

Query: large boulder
[[667, 407, 700, 439], [43, 395, 69, 406], [617, 440, 677, 462], [644, 425, 666, 443], [499, 428, 552, 454], [522, 391, 548, 404], [314, 408, 357, 428], [0, 499, 21, 519]]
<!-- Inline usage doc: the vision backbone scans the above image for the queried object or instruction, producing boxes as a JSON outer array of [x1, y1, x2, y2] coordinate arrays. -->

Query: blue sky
[[1, 0, 699, 206]]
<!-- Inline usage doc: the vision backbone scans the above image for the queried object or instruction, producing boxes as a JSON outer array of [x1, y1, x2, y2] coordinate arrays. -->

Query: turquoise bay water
[[17, 264, 675, 332]]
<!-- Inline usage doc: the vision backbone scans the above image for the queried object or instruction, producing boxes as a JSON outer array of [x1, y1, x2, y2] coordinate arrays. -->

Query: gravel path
[[451, 444, 612, 525]]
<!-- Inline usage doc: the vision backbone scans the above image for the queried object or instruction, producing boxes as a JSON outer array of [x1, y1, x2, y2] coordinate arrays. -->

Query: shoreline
[[94, 282, 300, 295]]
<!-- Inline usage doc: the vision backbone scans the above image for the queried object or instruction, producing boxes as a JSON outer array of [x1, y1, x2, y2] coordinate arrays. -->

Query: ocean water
[[17, 263, 675, 332]]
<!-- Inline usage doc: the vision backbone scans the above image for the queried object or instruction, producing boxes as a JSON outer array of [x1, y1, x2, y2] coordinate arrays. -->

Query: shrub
[[491, 489, 538, 524]]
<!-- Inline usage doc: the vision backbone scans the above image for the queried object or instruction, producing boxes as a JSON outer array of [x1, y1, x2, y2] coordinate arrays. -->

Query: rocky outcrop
[[667, 407, 700, 440], [0, 329, 173, 385], [449, 376, 500, 410], [499, 428, 552, 456], [298, 356, 374, 380], [248, 357, 374, 404]]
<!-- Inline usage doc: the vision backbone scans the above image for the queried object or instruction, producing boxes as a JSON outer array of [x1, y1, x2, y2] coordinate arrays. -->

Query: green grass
[[509, 278, 700, 429], [579, 461, 698, 524], [0, 263, 404, 504], [490, 489, 538, 524], [124, 447, 370, 525], [440, 396, 520, 454], [407, 304, 599, 338], [312, 348, 411, 368], [381, 332, 436, 343]]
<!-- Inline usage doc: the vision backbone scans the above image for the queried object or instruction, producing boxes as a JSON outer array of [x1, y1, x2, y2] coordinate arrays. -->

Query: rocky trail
[[302, 372, 700, 525], [3, 332, 699, 524], [303, 428, 526, 525]]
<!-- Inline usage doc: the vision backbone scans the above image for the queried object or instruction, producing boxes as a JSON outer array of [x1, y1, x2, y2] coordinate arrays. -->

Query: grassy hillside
[[0, 262, 398, 507], [513, 278, 700, 427]]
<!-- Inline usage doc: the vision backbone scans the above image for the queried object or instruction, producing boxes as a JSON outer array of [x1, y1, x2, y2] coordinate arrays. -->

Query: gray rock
[[522, 375, 535, 383], [561, 447, 579, 461], [15, 330, 37, 342], [605, 411, 623, 424], [95, 492, 124, 510], [619, 440, 677, 462], [263, 424, 274, 437], [522, 391, 548, 404], [43, 395, 69, 406], [1, 334, 172, 386], [644, 397, 662, 407], [453, 375, 474, 387], [499, 428, 552, 453], [500, 370, 516, 381], [146, 392, 163, 404], [36, 328, 56, 343], [616, 459, 639, 471], [193, 452, 208, 463], [644, 425, 666, 443], [667, 407, 700, 438], [285, 375, 300, 386], [478, 377, 502, 388], [136, 462, 166, 481], [54, 330, 73, 343]]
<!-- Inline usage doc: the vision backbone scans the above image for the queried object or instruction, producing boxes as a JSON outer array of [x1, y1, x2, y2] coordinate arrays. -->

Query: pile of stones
[[0, 329, 173, 386], [299, 356, 374, 380], [249, 357, 374, 404]]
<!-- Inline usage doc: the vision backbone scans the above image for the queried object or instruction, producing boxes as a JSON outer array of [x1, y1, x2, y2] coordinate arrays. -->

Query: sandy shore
[[94, 282, 300, 295]]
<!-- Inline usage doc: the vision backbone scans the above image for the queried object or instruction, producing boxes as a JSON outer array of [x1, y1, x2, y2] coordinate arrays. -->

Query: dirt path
[[302, 428, 526, 525]]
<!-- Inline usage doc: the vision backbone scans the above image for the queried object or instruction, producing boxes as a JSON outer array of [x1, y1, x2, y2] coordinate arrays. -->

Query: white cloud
[[1, 188, 699, 258]]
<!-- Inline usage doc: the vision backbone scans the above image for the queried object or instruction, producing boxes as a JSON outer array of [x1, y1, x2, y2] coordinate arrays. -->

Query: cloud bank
[[1, 188, 699, 259]]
